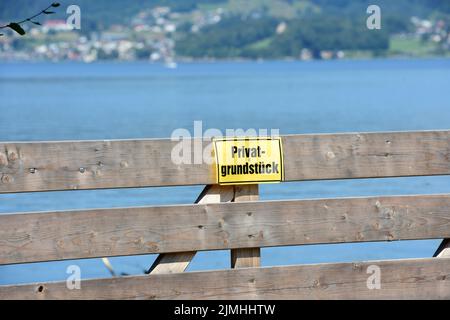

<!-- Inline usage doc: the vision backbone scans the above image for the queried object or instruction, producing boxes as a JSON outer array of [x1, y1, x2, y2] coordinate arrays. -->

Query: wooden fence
[[0, 130, 449, 299]]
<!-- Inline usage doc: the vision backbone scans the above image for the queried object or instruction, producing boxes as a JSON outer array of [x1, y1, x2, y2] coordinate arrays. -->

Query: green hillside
[[1, 0, 449, 26]]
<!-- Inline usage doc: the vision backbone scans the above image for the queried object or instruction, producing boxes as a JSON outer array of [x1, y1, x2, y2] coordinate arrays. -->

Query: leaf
[[51, 2, 61, 7], [30, 21, 41, 26], [7, 23, 25, 36], [43, 10, 55, 14]]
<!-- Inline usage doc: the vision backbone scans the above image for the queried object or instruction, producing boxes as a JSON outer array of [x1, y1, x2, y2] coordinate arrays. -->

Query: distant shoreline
[[1, 54, 450, 65]]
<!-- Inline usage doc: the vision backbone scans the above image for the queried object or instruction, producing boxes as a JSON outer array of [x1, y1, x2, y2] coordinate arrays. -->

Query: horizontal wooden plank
[[282, 130, 450, 182], [0, 138, 213, 193], [1, 130, 449, 193], [1, 194, 450, 265], [1, 258, 449, 299]]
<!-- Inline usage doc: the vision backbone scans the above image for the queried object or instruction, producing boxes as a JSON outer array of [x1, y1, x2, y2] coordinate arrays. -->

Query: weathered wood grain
[[1, 258, 449, 299], [1, 194, 450, 265], [146, 251, 196, 275], [282, 130, 450, 182], [1, 130, 449, 193], [435, 239, 450, 258], [231, 185, 261, 268], [0, 138, 213, 193]]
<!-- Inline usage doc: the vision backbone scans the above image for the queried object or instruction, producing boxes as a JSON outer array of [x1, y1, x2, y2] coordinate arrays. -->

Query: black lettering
[[220, 161, 281, 179], [221, 166, 227, 177]]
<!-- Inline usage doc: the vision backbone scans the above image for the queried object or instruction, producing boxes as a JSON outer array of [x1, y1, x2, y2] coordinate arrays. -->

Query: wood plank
[[231, 248, 261, 268], [1, 258, 449, 299], [147, 185, 234, 274], [2, 193, 450, 265], [1, 130, 449, 193], [231, 185, 261, 268], [146, 251, 196, 275], [0, 138, 212, 194]]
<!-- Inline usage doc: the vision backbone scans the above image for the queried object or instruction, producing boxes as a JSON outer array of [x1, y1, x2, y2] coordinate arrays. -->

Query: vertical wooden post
[[231, 184, 261, 268], [147, 184, 234, 274], [434, 239, 450, 258]]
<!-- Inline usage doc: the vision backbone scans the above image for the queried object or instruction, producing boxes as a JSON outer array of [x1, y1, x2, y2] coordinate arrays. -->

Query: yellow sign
[[213, 137, 284, 185]]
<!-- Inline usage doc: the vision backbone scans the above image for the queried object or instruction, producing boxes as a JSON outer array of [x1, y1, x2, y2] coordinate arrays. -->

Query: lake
[[1, 59, 450, 285]]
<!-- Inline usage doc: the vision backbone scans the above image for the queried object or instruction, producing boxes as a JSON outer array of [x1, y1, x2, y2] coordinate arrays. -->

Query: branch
[[0, 2, 60, 36]]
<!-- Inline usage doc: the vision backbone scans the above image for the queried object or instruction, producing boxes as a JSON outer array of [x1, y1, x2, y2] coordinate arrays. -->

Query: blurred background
[[1, 0, 450, 62], [0, 0, 450, 285]]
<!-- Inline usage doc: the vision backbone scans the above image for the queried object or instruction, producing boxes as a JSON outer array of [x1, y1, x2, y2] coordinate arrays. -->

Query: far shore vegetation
[[0, 0, 449, 62]]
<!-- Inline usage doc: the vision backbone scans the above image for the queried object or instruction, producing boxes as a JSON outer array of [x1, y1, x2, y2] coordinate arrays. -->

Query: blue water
[[1, 59, 450, 285]]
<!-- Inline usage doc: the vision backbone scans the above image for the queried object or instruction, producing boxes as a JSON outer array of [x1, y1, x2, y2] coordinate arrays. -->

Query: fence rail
[[1, 130, 449, 193], [1, 258, 449, 300], [1, 193, 450, 265]]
